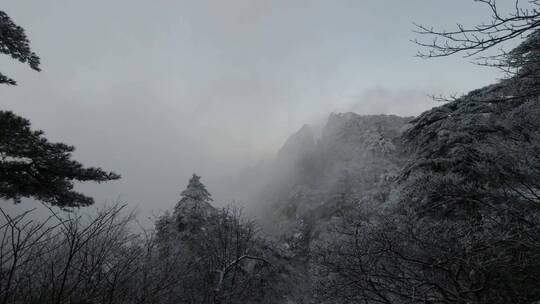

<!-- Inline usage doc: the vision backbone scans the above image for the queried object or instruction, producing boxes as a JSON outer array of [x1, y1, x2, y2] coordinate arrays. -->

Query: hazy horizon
[[0, 1, 506, 217]]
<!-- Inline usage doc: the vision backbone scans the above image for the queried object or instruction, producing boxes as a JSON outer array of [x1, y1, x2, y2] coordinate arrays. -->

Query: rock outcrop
[[255, 112, 412, 247]]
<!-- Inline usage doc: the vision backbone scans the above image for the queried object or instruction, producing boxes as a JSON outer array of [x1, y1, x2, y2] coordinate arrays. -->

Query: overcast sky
[[0, 1, 510, 218]]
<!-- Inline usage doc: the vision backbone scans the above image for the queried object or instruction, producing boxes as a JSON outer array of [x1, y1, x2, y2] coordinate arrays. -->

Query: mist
[[5, 1, 540, 302], [0, 0, 500, 219]]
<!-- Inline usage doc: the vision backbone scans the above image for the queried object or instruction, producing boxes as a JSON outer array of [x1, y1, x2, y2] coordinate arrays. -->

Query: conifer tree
[[0, 10, 120, 207], [0, 10, 40, 85], [179, 174, 213, 203], [0, 111, 120, 207], [174, 174, 214, 232]]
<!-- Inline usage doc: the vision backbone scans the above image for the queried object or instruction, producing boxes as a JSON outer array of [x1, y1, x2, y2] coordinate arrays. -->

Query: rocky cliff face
[[238, 112, 413, 303], [255, 112, 412, 248], [399, 78, 540, 219], [276, 124, 316, 166]]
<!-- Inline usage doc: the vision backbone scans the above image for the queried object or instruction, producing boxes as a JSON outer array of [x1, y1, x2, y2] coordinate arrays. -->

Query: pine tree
[[174, 174, 215, 233], [0, 10, 120, 207], [179, 174, 213, 203], [0, 111, 120, 207], [0, 10, 40, 85]]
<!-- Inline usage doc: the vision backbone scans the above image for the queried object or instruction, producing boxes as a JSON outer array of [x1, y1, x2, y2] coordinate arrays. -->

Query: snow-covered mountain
[[254, 112, 413, 245]]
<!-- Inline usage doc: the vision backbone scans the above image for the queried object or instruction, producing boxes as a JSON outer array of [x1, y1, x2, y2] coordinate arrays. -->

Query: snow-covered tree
[[173, 174, 215, 233], [179, 174, 213, 203], [153, 176, 288, 303]]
